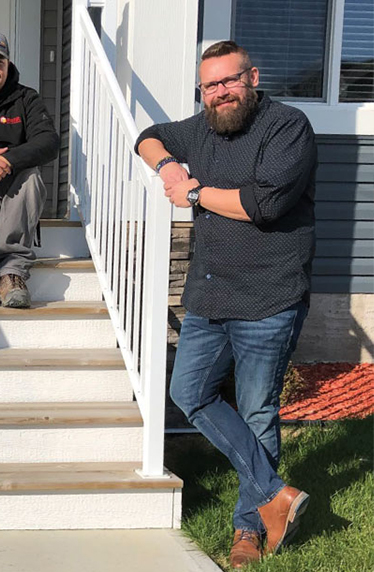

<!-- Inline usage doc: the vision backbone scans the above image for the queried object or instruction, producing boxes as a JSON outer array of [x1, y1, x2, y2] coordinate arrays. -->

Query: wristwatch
[[187, 185, 203, 206]]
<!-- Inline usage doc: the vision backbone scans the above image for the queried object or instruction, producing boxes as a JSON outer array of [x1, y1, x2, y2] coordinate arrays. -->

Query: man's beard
[[204, 88, 258, 135]]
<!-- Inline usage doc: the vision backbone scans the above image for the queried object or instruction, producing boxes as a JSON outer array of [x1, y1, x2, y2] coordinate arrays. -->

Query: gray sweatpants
[[0, 168, 47, 281]]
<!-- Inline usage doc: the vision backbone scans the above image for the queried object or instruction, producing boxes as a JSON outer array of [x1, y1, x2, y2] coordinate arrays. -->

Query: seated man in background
[[0, 33, 59, 308]]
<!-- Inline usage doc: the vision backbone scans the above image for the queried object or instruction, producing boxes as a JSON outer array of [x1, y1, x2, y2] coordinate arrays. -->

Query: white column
[[100, 0, 118, 70]]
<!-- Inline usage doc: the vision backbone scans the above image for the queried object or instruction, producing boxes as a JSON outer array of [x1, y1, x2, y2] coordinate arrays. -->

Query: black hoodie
[[0, 62, 59, 179]]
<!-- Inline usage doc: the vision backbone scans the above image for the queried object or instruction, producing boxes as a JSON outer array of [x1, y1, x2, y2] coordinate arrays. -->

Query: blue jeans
[[170, 301, 308, 532]]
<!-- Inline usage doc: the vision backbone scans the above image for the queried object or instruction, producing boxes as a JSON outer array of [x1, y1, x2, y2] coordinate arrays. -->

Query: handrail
[[70, 0, 172, 476]]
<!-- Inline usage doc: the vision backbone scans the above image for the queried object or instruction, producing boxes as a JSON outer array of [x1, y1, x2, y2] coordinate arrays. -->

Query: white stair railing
[[70, 0, 172, 477]]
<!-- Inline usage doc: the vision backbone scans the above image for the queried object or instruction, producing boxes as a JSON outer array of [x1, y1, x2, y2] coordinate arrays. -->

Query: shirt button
[[206, 273, 212, 280], [205, 213, 211, 219]]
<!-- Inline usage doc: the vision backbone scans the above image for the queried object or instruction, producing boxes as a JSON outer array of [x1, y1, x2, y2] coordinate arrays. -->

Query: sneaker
[[0, 274, 31, 308]]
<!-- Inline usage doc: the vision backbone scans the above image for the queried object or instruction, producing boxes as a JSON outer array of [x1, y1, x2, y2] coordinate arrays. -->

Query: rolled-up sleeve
[[239, 113, 317, 225], [135, 116, 197, 163]]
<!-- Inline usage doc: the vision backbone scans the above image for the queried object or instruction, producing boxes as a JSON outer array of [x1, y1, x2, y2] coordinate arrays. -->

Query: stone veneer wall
[[167, 223, 194, 374]]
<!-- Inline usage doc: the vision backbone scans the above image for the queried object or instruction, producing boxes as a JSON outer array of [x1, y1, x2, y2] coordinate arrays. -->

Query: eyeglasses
[[198, 68, 252, 95]]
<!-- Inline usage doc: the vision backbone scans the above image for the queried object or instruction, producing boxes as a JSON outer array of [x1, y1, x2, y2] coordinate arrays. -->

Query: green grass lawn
[[164, 416, 374, 571]]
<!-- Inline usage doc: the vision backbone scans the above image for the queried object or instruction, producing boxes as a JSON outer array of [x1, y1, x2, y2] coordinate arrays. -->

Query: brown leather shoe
[[229, 529, 262, 569], [258, 486, 309, 555]]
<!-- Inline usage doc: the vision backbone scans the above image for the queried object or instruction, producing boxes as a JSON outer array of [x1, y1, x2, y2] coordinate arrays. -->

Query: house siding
[[56, 0, 72, 218], [313, 135, 374, 294], [39, 0, 60, 218], [39, 0, 69, 219]]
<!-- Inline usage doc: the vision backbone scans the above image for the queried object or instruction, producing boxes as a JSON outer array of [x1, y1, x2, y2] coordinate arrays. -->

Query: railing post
[[140, 176, 172, 477]]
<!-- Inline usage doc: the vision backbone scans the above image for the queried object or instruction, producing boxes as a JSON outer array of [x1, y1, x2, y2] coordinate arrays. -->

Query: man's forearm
[[138, 139, 251, 221], [137, 138, 173, 171], [4, 132, 59, 173], [200, 187, 251, 221], [138, 137, 189, 185]]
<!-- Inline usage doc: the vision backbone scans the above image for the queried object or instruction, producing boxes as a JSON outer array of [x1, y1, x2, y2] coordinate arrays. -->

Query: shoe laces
[[7, 274, 27, 289], [235, 530, 261, 548]]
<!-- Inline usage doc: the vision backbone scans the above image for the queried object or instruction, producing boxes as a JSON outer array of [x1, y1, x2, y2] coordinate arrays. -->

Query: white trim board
[[289, 102, 374, 136], [0, 0, 41, 91]]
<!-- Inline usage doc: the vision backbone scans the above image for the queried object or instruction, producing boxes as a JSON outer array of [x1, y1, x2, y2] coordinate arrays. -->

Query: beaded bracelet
[[155, 156, 179, 173]]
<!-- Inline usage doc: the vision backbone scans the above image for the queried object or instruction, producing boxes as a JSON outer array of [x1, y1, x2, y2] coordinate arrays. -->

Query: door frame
[[5, 0, 42, 91]]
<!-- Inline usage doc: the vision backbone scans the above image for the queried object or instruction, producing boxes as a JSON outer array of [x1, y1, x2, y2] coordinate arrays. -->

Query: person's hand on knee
[[0, 148, 11, 180]]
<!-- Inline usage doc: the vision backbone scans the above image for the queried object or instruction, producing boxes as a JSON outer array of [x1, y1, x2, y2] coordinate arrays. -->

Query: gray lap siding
[[313, 135, 374, 293]]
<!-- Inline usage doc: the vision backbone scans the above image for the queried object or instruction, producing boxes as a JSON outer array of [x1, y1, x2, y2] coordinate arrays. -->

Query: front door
[[0, 0, 41, 91]]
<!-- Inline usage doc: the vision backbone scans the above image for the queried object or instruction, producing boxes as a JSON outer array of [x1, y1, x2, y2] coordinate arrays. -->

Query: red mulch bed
[[280, 363, 374, 421]]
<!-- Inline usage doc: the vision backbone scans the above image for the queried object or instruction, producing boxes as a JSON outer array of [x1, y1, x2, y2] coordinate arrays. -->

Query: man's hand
[[0, 147, 11, 181], [164, 178, 201, 208], [158, 161, 189, 185]]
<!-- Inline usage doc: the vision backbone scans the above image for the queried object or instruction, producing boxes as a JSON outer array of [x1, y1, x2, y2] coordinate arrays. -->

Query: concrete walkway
[[0, 529, 222, 572]]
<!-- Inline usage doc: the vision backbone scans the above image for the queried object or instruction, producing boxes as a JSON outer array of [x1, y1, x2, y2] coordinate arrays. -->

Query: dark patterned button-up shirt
[[135, 92, 317, 321]]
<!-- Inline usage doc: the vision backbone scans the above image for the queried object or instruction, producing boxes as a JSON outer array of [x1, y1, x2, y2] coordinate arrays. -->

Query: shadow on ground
[[283, 416, 373, 542], [165, 416, 373, 542]]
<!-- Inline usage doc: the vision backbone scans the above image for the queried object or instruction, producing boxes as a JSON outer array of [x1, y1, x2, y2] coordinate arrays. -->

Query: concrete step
[[28, 258, 102, 302], [0, 348, 133, 402], [0, 302, 116, 349], [36, 220, 90, 258], [0, 461, 183, 529], [0, 402, 143, 463]]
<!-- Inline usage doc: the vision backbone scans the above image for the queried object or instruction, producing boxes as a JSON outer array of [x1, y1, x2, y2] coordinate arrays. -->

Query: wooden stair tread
[[0, 301, 108, 317], [0, 402, 141, 426], [40, 219, 82, 227], [0, 348, 124, 368], [0, 461, 183, 491], [34, 257, 94, 269]]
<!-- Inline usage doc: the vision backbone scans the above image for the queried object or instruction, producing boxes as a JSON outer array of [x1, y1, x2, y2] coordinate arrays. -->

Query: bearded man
[[136, 40, 317, 568]]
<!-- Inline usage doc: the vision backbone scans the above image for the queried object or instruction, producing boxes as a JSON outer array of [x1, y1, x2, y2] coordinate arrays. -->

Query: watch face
[[187, 189, 200, 205]]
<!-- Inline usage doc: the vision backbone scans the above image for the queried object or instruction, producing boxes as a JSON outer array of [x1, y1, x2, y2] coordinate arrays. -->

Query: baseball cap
[[0, 34, 10, 59]]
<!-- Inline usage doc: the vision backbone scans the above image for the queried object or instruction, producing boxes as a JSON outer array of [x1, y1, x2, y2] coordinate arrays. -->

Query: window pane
[[232, 0, 329, 99], [339, 0, 374, 102]]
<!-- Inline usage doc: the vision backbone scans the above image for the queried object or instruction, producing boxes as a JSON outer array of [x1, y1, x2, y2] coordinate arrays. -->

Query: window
[[339, 0, 374, 102], [202, 0, 374, 133], [233, 0, 330, 100], [232, 0, 374, 104]]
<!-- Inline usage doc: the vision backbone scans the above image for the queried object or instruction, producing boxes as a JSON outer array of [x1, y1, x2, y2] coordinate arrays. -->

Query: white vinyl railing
[[70, 0, 172, 477]]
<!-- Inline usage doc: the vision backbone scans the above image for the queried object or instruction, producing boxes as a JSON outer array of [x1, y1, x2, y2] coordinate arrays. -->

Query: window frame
[[202, 0, 374, 135]]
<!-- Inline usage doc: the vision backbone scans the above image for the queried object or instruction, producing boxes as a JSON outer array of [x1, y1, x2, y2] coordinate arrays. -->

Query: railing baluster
[[112, 132, 125, 310], [119, 143, 130, 332], [90, 69, 101, 239], [107, 118, 119, 291], [95, 83, 106, 257], [100, 100, 112, 269], [132, 178, 145, 373], [85, 52, 97, 225], [125, 169, 137, 353]]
